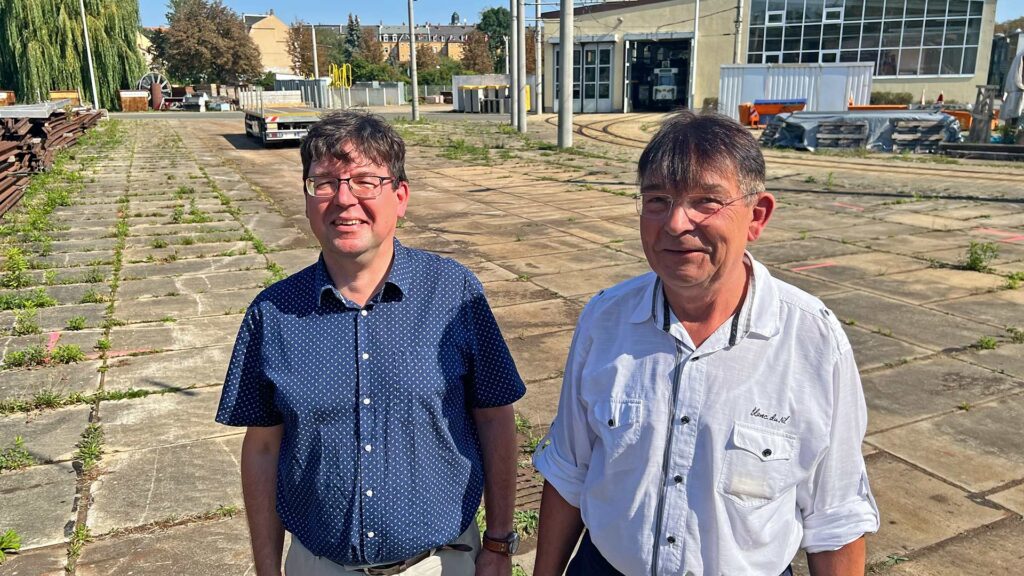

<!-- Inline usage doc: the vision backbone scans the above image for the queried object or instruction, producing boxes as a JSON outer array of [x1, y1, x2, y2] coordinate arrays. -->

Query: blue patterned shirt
[[216, 239, 525, 565]]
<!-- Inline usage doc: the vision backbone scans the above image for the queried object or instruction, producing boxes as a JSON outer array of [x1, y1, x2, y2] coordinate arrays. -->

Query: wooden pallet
[[892, 119, 947, 154], [816, 120, 869, 149]]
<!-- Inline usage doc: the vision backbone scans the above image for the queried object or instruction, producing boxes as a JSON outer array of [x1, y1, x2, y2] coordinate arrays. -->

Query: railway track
[[546, 115, 1024, 184]]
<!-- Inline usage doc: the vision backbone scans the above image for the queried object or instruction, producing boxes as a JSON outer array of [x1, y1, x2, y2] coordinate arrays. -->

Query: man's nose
[[663, 202, 698, 234], [330, 181, 359, 205]]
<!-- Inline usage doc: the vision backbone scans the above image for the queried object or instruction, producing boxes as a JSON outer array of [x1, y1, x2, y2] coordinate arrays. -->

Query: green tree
[[0, 0, 146, 109], [152, 0, 262, 85], [349, 58, 406, 83], [996, 17, 1024, 35], [419, 56, 465, 86], [477, 7, 511, 73], [461, 30, 493, 74], [286, 21, 331, 77], [344, 14, 362, 60], [360, 28, 386, 65]]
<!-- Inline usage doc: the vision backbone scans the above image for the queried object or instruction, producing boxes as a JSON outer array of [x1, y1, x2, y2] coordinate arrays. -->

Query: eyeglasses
[[635, 191, 756, 220], [304, 175, 395, 199]]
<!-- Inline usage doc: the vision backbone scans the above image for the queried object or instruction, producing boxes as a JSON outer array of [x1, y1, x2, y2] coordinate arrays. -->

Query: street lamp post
[[408, 0, 419, 121], [517, 0, 527, 132], [78, 0, 99, 108], [558, 0, 573, 148]]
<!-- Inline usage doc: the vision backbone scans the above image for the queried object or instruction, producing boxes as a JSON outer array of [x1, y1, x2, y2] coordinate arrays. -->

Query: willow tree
[[0, 0, 147, 109]]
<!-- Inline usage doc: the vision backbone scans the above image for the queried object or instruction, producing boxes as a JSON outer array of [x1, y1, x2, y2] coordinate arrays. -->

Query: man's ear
[[395, 180, 410, 218], [748, 192, 775, 242]]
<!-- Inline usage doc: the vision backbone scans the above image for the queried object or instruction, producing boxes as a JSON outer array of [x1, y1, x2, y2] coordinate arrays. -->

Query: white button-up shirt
[[533, 255, 879, 576]]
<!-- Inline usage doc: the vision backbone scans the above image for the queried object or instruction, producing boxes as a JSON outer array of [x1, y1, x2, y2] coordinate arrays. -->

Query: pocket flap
[[731, 422, 796, 462], [593, 399, 642, 428]]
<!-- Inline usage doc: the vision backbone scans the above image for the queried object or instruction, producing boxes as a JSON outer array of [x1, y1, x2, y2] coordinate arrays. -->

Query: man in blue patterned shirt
[[217, 111, 526, 576]]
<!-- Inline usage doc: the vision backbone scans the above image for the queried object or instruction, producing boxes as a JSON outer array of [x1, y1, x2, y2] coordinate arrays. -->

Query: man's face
[[639, 168, 773, 294], [304, 145, 408, 266]]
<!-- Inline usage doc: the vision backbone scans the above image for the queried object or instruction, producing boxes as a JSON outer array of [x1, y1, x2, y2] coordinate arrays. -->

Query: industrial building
[[540, 0, 998, 112]]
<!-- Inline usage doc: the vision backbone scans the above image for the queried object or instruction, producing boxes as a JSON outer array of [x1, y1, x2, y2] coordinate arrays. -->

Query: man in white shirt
[[532, 111, 879, 576]]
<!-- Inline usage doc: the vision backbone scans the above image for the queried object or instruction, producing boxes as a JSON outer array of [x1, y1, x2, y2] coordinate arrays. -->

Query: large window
[[747, 0, 984, 76]]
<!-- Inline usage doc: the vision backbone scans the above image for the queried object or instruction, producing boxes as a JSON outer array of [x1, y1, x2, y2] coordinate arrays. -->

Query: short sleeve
[[216, 303, 282, 427], [462, 271, 526, 408], [799, 345, 880, 552]]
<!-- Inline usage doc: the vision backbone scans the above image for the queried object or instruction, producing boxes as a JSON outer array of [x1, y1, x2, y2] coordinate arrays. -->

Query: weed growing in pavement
[[214, 504, 239, 518], [81, 265, 105, 284], [0, 435, 35, 472], [65, 523, 90, 571], [513, 509, 540, 537], [65, 316, 87, 331], [957, 401, 972, 411], [79, 288, 106, 304], [160, 315, 176, 323], [824, 172, 836, 191], [1005, 272, 1024, 290], [150, 238, 168, 249], [963, 241, 998, 272], [442, 139, 490, 163], [95, 337, 111, 351], [187, 198, 212, 223], [180, 236, 195, 245], [512, 566, 528, 576], [12, 307, 41, 336], [974, 336, 998, 350], [74, 423, 103, 471], [174, 185, 195, 200], [804, 175, 817, 183], [264, 262, 287, 287], [514, 412, 532, 435], [0, 529, 21, 564], [2, 345, 48, 368], [0, 248, 32, 289], [50, 345, 86, 364], [1007, 327, 1024, 344], [0, 288, 56, 310], [170, 205, 185, 224]]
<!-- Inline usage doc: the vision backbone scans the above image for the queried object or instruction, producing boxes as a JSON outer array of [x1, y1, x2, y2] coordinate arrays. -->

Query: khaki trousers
[[285, 523, 480, 576]]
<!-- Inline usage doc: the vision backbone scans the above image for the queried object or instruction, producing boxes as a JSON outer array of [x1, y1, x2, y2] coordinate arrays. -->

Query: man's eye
[[644, 196, 671, 206], [314, 179, 335, 189], [350, 177, 378, 189]]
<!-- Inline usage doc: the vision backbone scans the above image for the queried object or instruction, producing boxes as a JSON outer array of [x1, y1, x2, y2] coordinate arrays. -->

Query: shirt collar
[[314, 238, 410, 307], [629, 252, 781, 342]]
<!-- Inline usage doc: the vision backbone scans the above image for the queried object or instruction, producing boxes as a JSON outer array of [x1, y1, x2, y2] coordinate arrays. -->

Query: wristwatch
[[482, 531, 520, 556]]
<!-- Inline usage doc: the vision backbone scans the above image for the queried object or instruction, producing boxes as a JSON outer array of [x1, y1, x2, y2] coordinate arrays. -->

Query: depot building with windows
[[540, 0, 996, 113]]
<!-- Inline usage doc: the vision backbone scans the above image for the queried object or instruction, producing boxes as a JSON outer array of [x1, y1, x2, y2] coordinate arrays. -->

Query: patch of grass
[[514, 274, 531, 282], [0, 528, 21, 564], [65, 316, 87, 331], [803, 175, 817, 183], [186, 198, 212, 223], [174, 185, 195, 199], [264, 262, 287, 287], [957, 401, 972, 411], [150, 238, 168, 249], [2, 345, 47, 368], [1005, 272, 1024, 290], [180, 236, 195, 246], [963, 241, 998, 272], [0, 288, 57, 310], [50, 345, 86, 364], [11, 307, 40, 336], [79, 288, 106, 304], [514, 412, 532, 435], [1007, 327, 1024, 344], [214, 504, 238, 518], [170, 205, 185, 224], [824, 172, 836, 191], [74, 423, 103, 471], [0, 436, 35, 471], [81, 265, 105, 284], [974, 336, 998, 350], [160, 315, 177, 323], [442, 139, 490, 163]]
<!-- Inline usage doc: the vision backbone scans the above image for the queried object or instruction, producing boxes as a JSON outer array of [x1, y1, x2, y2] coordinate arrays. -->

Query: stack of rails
[[0, 100, 102, 216]]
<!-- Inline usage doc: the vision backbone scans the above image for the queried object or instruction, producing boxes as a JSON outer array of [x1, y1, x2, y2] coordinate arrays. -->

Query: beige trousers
[[285, 523, 480, 576]]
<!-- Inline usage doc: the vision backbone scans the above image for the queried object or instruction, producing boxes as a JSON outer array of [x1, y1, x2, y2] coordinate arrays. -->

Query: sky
[[139, 0, 1023, 28]]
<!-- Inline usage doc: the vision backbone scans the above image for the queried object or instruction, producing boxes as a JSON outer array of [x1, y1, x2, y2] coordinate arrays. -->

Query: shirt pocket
[[717, 421, 799, 508], [590, 398, 644, 470]]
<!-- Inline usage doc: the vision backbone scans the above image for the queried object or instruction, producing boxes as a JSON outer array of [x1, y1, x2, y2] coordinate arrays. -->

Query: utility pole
[[311, 24, 320, 79], [78, 0, 99, 108], [690, 0, 700, 110], [503, 36, 510, 77], [517, 0, 527, 131], [535, 0, 542, 115], [558, 0, 572, 148], [408, 0, 420, 121], [733, 0, 744, 64], [509, 0, 519, 129]]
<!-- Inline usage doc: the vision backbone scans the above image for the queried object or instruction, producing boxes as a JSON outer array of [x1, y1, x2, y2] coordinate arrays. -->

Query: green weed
[[3, 345, 48, 369], [65, 316, 87, 331], [50, 345, 85, 364], [963, 241, 998, 272], [79, 288, 106, 304], [0, 288, 57, 310], [74, 423, 103, 471], [0, 248, 32, 289], [0, 436, 35, 471], [12, 307, 41, 336], [974, 336, 998, 350], [513, 509, 540, 537], [0, 528, 21, 564]]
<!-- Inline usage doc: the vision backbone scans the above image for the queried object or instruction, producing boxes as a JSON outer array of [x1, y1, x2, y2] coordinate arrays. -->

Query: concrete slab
[[859, 230, 973, 255], [102, 345, 233, 392], [480, 280, 561, 309], [842, 325, 932, 371], [0, 463, 77, 549], [954, 342, 1024, 381], [785, 252, 930, 283], [103, 387, 229, 453], [748, 238, 868, 266], [822, 291, 996, 351], [0, 542, 66, 575], [768, 268, 850, 298], [878, 211, 977, 231], [930, 289, 1024, 329], [506, 330, 574, 386], [864, 455, 1007, 565], [75, 515, 258, 576], [0, 362, 101, 403], [814, 221, 929, 243], [120, 254, 266, 281], [873, 517, 1024, 575], [851, 268, 1006, 304], [113, 289, 259, 324], [492, 299, 582, 339], [469, 235, 597, 262], [0, 405, 92, 464], [107, 315, 243, 353], [495, 247, 641, 278], [530, 262, 653, 299], [87, 435, 244, 535], [116, 269, 268, 301], [466, 261, 519, 283], [868, 393, 1024, 492], [860, 356, 1022, 433], [989, 484, 1024, 516], [0, 304, 107, 336], [265, 248, 319, 276]]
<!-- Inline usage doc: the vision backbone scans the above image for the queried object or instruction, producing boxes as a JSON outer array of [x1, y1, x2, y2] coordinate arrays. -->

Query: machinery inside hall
[[628, 40, 690, 111]]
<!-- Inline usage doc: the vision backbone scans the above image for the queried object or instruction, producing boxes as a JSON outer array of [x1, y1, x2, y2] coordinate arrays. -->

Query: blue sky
[[139, 0, 1023, 28]]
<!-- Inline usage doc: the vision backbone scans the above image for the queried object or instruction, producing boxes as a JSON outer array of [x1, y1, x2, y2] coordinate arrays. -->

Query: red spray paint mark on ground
[[791, 262, 837, 272], [833, 202, 864, 212], [997, 235, 1024, 244], [976, 227, 1018, 238], [46, 332, 61, 353]]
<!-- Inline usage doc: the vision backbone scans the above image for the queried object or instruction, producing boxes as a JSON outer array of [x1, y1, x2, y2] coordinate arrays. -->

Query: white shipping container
[[718, 63, 873, 121]]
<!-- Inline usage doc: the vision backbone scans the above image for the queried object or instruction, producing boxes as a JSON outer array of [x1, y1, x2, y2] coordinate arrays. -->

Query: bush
[[870, 91, 914, 105], [50, 345, 86, 364]]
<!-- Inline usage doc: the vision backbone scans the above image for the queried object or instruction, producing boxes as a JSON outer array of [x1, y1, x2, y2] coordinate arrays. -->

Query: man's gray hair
[[300, 110, 407, 186], [637, 110, 766, 200]]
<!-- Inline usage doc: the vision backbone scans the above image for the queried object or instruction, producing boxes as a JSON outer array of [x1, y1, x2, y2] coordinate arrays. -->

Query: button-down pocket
[[717, 421, 799, 507], [590, 399, 643, 470]]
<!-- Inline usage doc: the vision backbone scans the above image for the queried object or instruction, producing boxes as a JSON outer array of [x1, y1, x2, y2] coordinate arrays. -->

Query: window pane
[[944, 19, 966, 45], [841, 50, 860, 62], [787, 0, 804, 23], [803, 27, 822, 50], [751, 0, 767, 25], [585, 50, 596, 65], [882, 20, 903, 47], [878, 49, 899, 74], [801, 51, 819, 62], [769, 0, 786, 10], [966, 18, 981, 45], [926, 0, 947, 18], [947, 0, 968, 16], [940, 46, 963, 73], [903, 19, 924, 46], [906, 0, 927, 17], [599, 67, 610, 82], [923, 19, 945, 46], [842, 22, 862, 49], [600, 49, 611, 65], [784, 25, 802, 50], [920, 47, 941, 73], [968, 0, 982, 17], [865, 0, 885, 18], [862, 21, 882, 47], [962, 46, 976, 73], [821, 52, 838, 62], [899, 48, 921, 74], [765, 53, 782, 63], [806, 0, 825, 22], [884, 0, 905, 18], [749, 27, 766, 52], [598, 84, 609, 98], [845, 0, 865, 19], [783, 52, 800, 63], [766, 25, 783, 52], [860, 49, 880, 72], [584, 84, 594, 99], [748, 53, 763, 64], [584, 67, 595, 82], [822, 23, 841, 50]]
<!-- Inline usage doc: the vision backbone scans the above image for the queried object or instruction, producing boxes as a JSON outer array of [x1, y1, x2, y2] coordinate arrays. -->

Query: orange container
[[738, 103, 753, 126]]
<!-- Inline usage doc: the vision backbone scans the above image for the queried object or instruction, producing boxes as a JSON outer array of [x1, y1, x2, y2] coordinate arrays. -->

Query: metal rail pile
[[0, 100, 102, 215]]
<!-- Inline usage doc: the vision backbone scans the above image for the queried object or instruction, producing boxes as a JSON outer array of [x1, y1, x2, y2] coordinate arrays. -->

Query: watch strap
[[482, 533, 515, 556]]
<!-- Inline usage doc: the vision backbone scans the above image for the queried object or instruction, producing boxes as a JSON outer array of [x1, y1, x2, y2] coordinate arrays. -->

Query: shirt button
[[363, 397, 371, 405], [366, 489, 373, 497], [666, 536, 676, 544], [674, 475, 683, 484], [360, 310, 368, 316], [691, 356, 699, 361], [607, 419, 615, 426], [367, 531, 375, 538], [680, 415, 691, 424], [762, 448, 773, 457], [364, 444, 372, 452], [362, 352, 370, 360]]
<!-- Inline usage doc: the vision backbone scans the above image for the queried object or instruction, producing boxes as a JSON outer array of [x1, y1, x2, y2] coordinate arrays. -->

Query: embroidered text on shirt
[[750, 406, 791, 424]]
